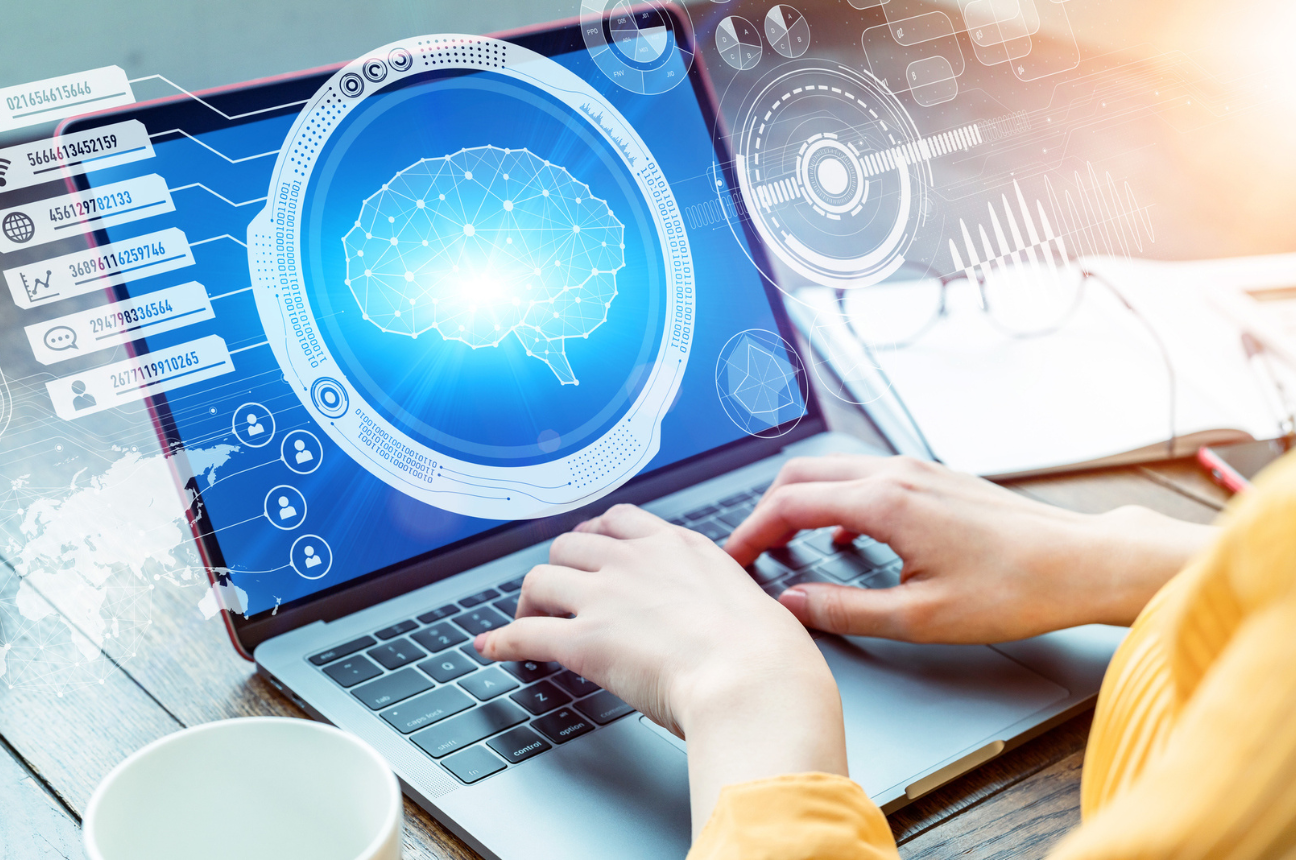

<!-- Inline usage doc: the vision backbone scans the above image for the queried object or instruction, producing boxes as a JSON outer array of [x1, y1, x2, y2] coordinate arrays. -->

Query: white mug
[[83, 717, 403, 860]]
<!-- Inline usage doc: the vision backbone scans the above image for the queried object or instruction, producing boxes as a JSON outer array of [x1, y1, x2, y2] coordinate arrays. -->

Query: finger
[[832, 526, 859, 545], [725, 482, 866, 566], [549, 531, 624, 572], [577, 504, 671, 540], [758, 454, 890, 504], [515, 564, 594, 619], [778, 583, 924, 641], [476, 616, 572, 664]]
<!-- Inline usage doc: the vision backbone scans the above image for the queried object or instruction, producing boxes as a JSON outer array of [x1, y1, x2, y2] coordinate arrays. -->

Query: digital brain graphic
[[343, 146, 626, 385]]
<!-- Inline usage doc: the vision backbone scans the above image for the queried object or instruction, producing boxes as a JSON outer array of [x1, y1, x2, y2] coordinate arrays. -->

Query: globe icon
[[3, 211, 35, 244]]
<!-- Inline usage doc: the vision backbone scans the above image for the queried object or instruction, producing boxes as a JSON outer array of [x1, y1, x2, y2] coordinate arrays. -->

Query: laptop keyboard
[[307, 478, 902, 786]]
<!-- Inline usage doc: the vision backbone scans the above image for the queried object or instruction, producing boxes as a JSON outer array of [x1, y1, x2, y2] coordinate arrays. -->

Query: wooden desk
[[0, 410, 1230, 859]]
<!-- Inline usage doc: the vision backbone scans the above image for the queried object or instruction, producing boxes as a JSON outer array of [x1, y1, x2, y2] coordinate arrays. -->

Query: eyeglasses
[[833, 265, 1184, 459], [833, 261, 1091, 350]]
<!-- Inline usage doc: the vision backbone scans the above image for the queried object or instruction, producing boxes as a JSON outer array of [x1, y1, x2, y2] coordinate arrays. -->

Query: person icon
[[304, 545, 322, 569], [277, 495, 298, 521], [71, 380, 97, 412], [246, 412, 266, 436], [294, 439, 314, 466]]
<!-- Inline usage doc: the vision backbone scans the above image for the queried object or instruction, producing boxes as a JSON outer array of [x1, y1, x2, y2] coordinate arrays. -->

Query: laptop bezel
[[58, 6, 827, 658]]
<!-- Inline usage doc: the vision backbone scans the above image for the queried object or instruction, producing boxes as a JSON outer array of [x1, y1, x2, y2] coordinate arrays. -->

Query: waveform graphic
[[950, 164, 1154, 288], [579, 103, 637, 167], [948, 164, 1154, 333]]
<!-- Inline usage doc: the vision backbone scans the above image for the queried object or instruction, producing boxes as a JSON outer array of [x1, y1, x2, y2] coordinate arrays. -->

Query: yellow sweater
[[689, 452, 1296, 860]]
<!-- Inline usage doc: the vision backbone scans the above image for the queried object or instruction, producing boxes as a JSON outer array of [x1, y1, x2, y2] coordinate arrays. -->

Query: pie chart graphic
[[716, 16, 763, 71], [765, 5, 811, 59], [611, 4, 670, 62]]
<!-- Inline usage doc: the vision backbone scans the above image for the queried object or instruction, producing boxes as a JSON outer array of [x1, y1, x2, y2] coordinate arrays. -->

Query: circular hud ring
[[247, 35, 695, 520], [579, 0, 695, 94], [725, 64, 931, 290]]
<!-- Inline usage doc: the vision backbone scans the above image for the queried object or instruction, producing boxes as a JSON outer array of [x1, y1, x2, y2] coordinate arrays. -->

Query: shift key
[[412, 699, 527, 758]]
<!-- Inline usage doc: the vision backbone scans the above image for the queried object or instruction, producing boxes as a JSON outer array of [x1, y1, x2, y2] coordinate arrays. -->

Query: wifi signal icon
[[0, 158, 10, 188]]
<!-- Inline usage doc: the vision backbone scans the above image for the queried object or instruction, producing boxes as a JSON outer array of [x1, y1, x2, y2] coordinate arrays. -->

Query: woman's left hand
[[475, 504, 847, 836]]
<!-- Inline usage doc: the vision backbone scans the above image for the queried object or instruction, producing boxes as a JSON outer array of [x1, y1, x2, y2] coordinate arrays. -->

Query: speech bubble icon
[[43, 325, 78, 352]]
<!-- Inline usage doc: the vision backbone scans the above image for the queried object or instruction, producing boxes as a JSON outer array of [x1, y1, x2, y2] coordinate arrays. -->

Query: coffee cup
[[83, 717, 402, 860]]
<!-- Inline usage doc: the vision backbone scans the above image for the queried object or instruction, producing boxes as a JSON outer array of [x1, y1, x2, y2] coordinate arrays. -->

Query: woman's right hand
[[725, 455, 1217, 644]]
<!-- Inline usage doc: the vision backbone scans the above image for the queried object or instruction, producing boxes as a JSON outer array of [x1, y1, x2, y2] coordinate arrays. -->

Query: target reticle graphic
[[725, 64, 932, 291], [581, 0, 694, 94], [716, 16, 763, 71], [715, 329, 806, 438], [342, 146, 625, 386], [764, 6, 812, 60]]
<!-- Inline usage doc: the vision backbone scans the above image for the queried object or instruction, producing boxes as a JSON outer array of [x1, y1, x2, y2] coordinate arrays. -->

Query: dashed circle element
[[362, 58, 387, 83]]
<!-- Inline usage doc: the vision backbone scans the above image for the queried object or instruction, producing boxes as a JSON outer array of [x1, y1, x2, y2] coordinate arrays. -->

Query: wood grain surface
[[0, 404, 1224, 859]]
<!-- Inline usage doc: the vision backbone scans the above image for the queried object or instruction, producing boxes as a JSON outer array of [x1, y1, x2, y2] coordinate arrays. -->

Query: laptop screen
[[52, 23, 809, 621]]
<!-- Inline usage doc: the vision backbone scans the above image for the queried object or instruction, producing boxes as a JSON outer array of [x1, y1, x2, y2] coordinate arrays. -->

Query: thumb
[[779, 583, 922, 641]]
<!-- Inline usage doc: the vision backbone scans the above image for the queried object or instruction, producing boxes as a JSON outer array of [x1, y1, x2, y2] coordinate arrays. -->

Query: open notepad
[[789, 254, 1296, 478]]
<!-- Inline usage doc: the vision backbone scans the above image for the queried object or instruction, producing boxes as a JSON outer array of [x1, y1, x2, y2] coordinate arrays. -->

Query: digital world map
[[342, 146, 626, 386]]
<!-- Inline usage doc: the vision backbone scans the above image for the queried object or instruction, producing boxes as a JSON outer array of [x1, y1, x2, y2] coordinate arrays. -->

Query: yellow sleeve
[[1052, 451, 1296, 860], [687, 773, 900, 860]]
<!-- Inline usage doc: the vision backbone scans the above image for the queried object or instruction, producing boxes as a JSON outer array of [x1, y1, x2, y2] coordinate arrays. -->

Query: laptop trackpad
[[822, 636, 1070, 798]]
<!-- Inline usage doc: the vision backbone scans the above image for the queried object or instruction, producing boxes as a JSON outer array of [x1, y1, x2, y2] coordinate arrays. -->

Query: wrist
[[1078, 506, 1216, 626]]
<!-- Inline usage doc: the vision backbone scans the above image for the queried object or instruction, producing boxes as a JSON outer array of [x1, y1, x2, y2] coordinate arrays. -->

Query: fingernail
[[473, 633, 489, 655], [573, 519, 590, 533], [779, 587, 808, 616]]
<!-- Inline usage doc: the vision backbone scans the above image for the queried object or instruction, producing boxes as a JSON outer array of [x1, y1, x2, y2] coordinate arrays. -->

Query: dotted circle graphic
[[247, 35, 695, 520]]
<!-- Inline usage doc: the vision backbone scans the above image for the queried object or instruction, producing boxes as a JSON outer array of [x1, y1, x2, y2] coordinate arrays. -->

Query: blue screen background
[[86, 39, 805, 617]]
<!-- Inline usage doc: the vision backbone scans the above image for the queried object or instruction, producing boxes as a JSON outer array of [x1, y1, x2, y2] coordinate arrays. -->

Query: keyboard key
[[411, 622, 467, 653], [575, 690, 635, 725], [762, 582, 785, 598], [781, 570, 833, 589], [859, 542, 902, 567], [719, 491, 754, 508], [417, 605, 459, 624], [717, 508, 752, 529], [460, 588, 499, 608], [669, 519, 687, 527], [532, 707, 595, 744], [493, 595, 520, 619], [816, 554, 875, 583], [367, 638, 426, 671], [441, 745, 506, 784], [381, 686, 473, 734], [751, 480, 773, 494], [510, 681, 571, 715], [747, 555, 791, 584], [552, 670, 600, 697], [498, 575, 526, 593], [694, 520, 729, 542], [767, 542, 826, 571], [501, 660, 561, 683], [453, 607, 510, 636], [462, 643, 494, 665], [684, 504, 720, 521], [800, 529, 847, 556], [418, 651, 476, 683], [352, 667, 433, 710], [862, 560, 903, 589], [309, 636, 375, 666], [323, 655, 382, 688], [488, 726, 552, 764], [412, 699, 527, 758], [374, 619, 417, 641], [460, 666, 520, 701]]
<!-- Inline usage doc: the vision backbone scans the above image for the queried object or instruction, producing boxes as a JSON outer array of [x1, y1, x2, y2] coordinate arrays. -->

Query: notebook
[[789, 254, 1296, 478]]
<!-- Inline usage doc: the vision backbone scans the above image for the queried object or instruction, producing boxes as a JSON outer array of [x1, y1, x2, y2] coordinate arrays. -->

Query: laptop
[[48, 10, 1123, 859]]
